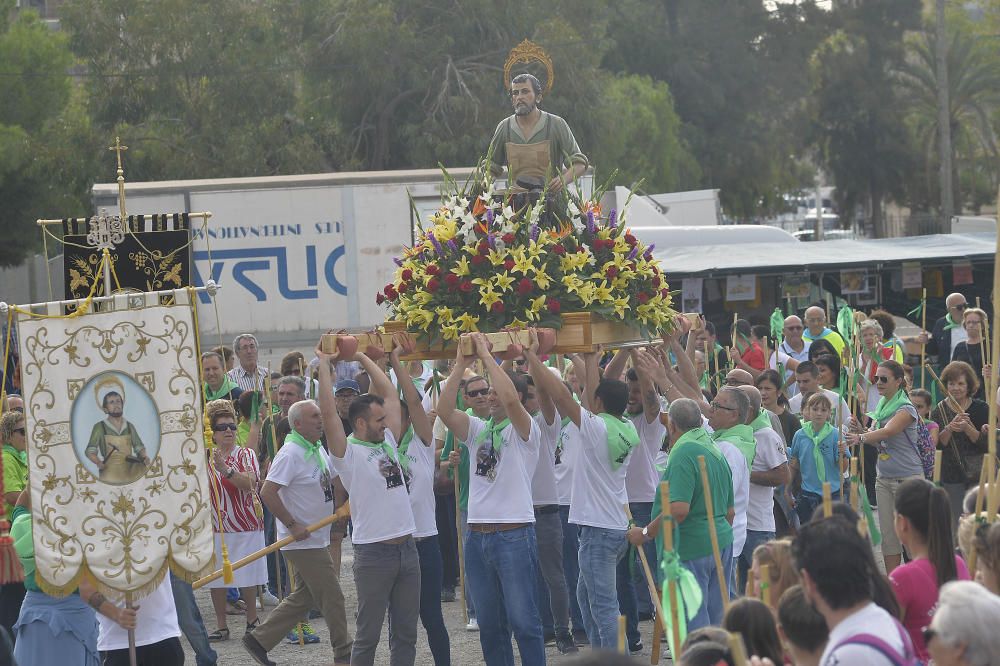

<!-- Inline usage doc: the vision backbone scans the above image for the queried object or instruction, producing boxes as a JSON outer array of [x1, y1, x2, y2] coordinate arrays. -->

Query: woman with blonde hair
[[749, 539, 799, 614], [951, 307, 989, 400]]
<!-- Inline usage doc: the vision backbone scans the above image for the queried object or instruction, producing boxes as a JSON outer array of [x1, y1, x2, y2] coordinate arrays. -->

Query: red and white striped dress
[[208, 446, 264, 533]]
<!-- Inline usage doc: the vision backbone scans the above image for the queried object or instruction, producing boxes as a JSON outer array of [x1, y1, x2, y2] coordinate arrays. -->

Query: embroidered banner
[[62, 214, 191, 301], [17, 290, 213, 598]]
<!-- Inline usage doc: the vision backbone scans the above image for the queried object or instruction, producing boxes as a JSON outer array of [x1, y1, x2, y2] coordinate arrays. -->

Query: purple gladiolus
[[529, 224, 539, 242], [643, 243, 655, 260], [447, 239, 458, 253], [428, 231, 444, 256], [586, 210, 595, 234], [486, 233, 496, 250], [393, 257, 403, 267], [609, 209, 618, 229], [486, 208, 494, 224], [627, 245, 638, 261]]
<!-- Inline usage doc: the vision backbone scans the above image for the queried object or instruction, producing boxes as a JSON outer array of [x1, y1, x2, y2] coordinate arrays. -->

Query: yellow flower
[[456, 313, 480, 332], [525, 295, 547, 321], [479, 288, 501, 310], [510, 248, 536, 275], [534, 269, 552, 291], [562, 274, 584, 293], [509, 317, 528, 329], [488, 248, 508, 266], [577, 282, 596, 306], [441, 323, 460, 341], [432, 218, 458, 243], [412, 290, 433, 306], [560, 252, 590, 272], [454, 255, 471, 276], [406, 308, 435, 329], [612, 297, 631, 319], [435, 306, 454, 324], [492, 272, 515, 292], [593, 281, 614, 303]]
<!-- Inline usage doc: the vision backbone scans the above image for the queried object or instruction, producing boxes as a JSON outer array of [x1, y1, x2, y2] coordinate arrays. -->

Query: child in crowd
[[777, 585, 827, 666], [909, 388, 939, 447], [723, 598, 783, 665], [787, 394, 848, 524], [749, 539, 800, 615]]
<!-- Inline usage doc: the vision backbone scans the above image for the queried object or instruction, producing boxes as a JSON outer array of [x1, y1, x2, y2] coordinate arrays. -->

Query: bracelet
[[87, 592, 107, 611]]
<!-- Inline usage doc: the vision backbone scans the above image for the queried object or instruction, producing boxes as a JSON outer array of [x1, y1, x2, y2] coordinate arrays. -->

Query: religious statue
[[84, 375, 151, 484]]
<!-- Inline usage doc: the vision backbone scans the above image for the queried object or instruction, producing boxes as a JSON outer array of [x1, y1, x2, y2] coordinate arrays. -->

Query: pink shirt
[[889, 554, 970, 661]]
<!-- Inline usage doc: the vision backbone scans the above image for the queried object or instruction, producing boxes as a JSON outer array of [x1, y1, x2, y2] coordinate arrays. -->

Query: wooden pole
[[921, 287, 927, 389], [126, 591, 137, 666], [987, 185, 999, 515], [728, 632, 749, 665], [925, 364, 968, 415], [618, 615, 626, 654], [624, 504, 670, 655], [697, 456, 730, 610], [194, 502, 350, 589], [849, 458, 859, 511], [759, 564, 771, 607], [660, 481, 683, 657], [933, 450, 943, 484], [822, 481, 833, 518], [968, 462, 989, 575]]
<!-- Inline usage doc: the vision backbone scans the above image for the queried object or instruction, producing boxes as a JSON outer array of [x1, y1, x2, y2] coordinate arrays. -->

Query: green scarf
[[397, 426, 414, 463], [205, 377, 240, 401], [850, 473, 882, 546], [474, 417, 512, 454], [749, 410, 771, 433], [866, 389, 912, 426], [600, 414, 639, 470], [659, 549, 703, 659], [348, 434, 409, 475], [713, 424, 756, 471], [3, 444, 26, 467], [286, 430, 326, 472], [670, 427, 722, 462], [944, 312, 962, 331], [801, 421, 834, 483]]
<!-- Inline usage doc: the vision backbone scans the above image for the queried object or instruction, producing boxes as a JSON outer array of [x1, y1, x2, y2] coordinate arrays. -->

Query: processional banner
[[16, 289, 214, 597]]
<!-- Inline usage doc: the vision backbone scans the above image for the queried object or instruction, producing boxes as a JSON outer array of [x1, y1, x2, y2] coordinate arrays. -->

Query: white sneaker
[[260, 591, 280, 607], [466, 618, 479, 632]]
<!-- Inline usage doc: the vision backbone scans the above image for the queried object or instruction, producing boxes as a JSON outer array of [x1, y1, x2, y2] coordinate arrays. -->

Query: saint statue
[[84, 376, 151, 484]]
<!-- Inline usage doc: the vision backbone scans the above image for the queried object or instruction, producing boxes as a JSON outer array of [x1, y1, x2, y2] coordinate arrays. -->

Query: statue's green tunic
[[488, 110, 588, 184], [85, 419, 148, 483]]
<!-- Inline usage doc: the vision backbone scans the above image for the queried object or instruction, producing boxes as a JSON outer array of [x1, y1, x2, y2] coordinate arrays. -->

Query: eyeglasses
[[950, 303, 969, 310], [921, 627, 936, 645], [212, 423, 238, 432], [270, 385, 279, 391], [466, 388, 490, 398], [784, 325, 803, 331], [875, 375, 891, 384], [710, 401, 737, 411], [12, 427, 25, 436]]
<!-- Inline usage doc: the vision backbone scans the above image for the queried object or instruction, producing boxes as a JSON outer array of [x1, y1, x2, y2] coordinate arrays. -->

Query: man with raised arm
[[322, 343, 419, 666], [438, 333, 544, 666], [526, 342, 637, 651]]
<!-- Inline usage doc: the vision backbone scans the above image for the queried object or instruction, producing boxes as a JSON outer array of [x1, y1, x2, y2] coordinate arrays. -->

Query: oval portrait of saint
[[71, 372, 160, 485]]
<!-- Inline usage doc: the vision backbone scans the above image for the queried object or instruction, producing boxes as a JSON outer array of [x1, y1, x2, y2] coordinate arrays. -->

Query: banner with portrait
[[16, 289, 214, 598]]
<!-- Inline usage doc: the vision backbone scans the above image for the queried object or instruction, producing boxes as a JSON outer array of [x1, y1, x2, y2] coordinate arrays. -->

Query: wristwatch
[[858, 434, 866, 445], [285, 519, 297, 528], [641, 526, 649, 539], [225, 468, 235, 479]]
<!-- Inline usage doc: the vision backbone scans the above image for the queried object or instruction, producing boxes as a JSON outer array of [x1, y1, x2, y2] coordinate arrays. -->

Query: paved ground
[[184, 539, 670, 665]]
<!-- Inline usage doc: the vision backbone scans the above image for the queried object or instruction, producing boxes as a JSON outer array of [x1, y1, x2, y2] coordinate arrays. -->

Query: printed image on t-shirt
[[319, 469, 334, 503], [554, 431, 565, 466], [378, 455, 409, 490], [475, 444, 500, 481]]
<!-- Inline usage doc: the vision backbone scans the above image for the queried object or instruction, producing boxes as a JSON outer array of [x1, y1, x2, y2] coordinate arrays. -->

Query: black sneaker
[[242, 633, 277, 666], [572, 628, 589, 646], [543, 630, 556, 646], [555, 630, 579, 654], [629, 640, 643, 655]]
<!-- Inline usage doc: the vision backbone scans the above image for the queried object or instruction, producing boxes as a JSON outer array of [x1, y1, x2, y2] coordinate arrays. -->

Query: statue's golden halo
[[503, 39, 554, 96]]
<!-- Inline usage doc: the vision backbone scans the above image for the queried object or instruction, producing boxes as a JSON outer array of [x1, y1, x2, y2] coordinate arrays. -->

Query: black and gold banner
[[62, 214, 192, 300]]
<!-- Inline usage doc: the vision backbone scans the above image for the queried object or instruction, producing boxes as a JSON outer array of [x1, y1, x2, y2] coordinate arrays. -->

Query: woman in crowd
[[869, 309, 905, 363], [0, 410, 28, 637], [806, 338, 837, 363], [755, 370, 800, 446], [967, 521, 1000, 594], [204, 399, 266, 641], [748, 539, 799, 616], [890, 478, 970, 661], [813, 354, 841, 395], [952, 308, 988, 400], [722, 598, 783, 665], [925, 580, 1000, 666], [857, 319, 895, 414], [846, 360, 924, 573], [788, 393, 848, 524], [280, 351, 319, 398], [11, 490, 137, 664], [932, 361, 989, 527]]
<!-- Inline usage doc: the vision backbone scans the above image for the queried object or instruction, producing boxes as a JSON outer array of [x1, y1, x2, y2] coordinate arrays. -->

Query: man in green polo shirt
[[488, 73, 588, 192], [627, 398, 734, 632]]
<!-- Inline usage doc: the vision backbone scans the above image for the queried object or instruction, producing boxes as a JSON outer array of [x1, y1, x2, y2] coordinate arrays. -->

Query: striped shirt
[[227, 365, 269, 393], [209, 446, 264, 533]]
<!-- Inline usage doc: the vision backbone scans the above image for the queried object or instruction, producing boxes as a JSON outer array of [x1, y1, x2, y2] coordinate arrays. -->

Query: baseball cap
[[334, 379, 361, 395]]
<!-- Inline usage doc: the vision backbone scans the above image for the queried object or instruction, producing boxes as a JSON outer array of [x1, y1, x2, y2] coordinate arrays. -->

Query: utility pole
[[936, 0, 954, 233]]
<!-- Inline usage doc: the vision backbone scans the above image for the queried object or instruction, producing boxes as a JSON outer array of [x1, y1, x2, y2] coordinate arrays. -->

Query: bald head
[[736, 385, 762, 423], [725, 369, 754, 387], [783, 315, 804, 345], [946, 293, 968, 320], [804, 306, 827, 335]]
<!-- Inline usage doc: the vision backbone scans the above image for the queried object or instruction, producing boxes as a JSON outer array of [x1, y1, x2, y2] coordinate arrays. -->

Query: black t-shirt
[[932, 398, 989, 484]]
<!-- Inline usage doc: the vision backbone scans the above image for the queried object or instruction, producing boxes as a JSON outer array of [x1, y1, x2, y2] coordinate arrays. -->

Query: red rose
[[492, 301, 505, 313], [606, 266, 619, 279], [444, 273, 460, 287], [503, 258, 515, 272], [426, 264, 440, 276], [652, 276, 661, 288], [426, 278, 440, 293], [502, 233, 516, 244], [398, 281, 408, 293], [478, 241, 490, 254], [383, 283, 396, 298], [401, 268, 413, 282], [460, 280, 473, 292], [637, 292, 650, 304], [660, 288, 670, 299], [517, 278, 533, 295], [552, 244, 566, 256], [547, 298, 561, 314], [471, 254, 487, 266], [625, 233, 637, 245], [376, 292, 386, 305]]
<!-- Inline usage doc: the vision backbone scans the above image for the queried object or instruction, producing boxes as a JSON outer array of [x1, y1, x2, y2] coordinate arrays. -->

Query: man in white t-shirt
[[323, 347, 420, 666], [244, 395, 353, 666], [438, 333, 544, 666], [794, 517, 916, 665], [527, 345, 637, 651], [522, 363, 577, 654], [776, 315, 811, 397], [604, 349, 666, 654], [736, 385, 789, 593], [788, 361, 851, 429], [97, 574, 184, 663]]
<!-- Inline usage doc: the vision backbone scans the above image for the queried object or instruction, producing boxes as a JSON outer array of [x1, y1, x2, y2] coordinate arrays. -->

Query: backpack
[[831, 620, 921, 666], [903, 418, 936, 480]]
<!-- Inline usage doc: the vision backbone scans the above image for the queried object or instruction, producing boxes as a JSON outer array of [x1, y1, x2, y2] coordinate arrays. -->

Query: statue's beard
[[515, 101, 535, 116], [107, 409, 123, 418]]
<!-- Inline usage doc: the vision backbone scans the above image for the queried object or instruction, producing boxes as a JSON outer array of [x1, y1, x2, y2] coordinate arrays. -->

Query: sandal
[[246, 617, 260, 634], [208, 627, 230, 642], [226, 599, 247, 615]]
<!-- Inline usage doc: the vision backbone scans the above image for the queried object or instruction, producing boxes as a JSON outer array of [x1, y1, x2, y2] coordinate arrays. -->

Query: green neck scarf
[[866, 389, 911, 426], [285, 430, 326, 472], [749, 410, 771, 433], [475, 417, 512, 454], [713, 424, 756, 471], [670, 427, 722, 461], [659, 549, 703, 659], [600, 413, 639, 470], [801, 421, 834, 483], [3, 444, 26, 466], [205, 377, 239, 402], [396, 427, 415, 473], [348, 433, 409, 475], [944, 313, 962, 331]]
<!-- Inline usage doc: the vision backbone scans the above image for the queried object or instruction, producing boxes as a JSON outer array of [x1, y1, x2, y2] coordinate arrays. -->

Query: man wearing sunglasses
[[920, 292, 970, 375], [777, 316, 811, 397]]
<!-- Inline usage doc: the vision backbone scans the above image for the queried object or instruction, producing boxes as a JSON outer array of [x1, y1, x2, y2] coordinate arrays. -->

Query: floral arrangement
[[377, 169, 676, 343]]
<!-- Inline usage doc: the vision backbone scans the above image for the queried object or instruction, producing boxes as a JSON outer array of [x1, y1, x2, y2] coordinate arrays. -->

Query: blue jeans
[[684, 543, 735, 631], [616, 502, 656, 648], [416, 536, 451, 665], [794, 489, 841, 526], [170, 574, 218, 666], [464, 526, 545, 666], [577, 525, 628, 650], [738, 530, 775, 594], [558, 505, 585, 634]]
